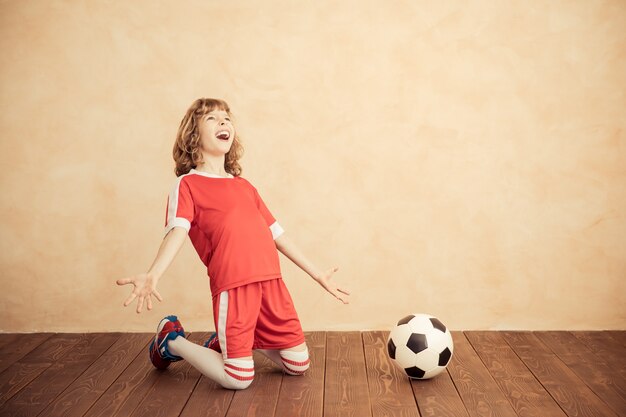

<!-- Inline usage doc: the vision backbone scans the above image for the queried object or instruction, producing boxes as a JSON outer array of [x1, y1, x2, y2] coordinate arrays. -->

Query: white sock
[[168, 336, 254, 390], [280, 348, 310, 375]]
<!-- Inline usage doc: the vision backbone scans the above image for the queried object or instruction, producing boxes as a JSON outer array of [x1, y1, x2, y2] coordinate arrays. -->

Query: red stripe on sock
[[284, 366, 307, 375], [225, 369, 255, 381], [225, 363, 255, 373], [281, 357, 310, 367]]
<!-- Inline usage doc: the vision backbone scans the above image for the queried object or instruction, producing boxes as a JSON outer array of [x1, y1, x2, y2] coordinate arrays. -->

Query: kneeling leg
[[258, 343, 310, 376], [279, 347, 310, 375]]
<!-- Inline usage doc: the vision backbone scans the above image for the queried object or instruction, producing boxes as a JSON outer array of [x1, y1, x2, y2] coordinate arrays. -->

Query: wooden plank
[[0, 333, 53, 373], [2, 330, 623, 417], [362, 331, 420, 417], [535, 331, 626, 416], [324, 331, 372, 417], [0, 334, 19, 350], [82, 333, 159, 417], [42, 333, 152, 417], [571, 332, 626, 380], [178, 370, 234, 417], [411, 369, 470, 417], [0, 333, 82, 406], [447, 331, 517, 417], [0, 332, 119, 417], [178, 334, 234, 417], [225, 346, 284, 417], [502, 331, 619, 417], [465, 331, 567, 417], [273, 331, 326, 417], [130, 332, 208, 417], [606, 331, 626, 347]]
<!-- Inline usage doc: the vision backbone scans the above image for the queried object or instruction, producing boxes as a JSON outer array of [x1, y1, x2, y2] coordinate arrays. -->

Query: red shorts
[[212, 277, 306, 359]]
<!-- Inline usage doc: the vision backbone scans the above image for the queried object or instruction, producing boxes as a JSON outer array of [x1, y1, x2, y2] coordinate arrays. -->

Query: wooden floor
[[0, 331, 624, 417]]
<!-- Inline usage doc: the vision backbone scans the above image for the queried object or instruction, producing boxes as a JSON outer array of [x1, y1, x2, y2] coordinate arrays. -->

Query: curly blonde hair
[[173, 98, 244, 177]]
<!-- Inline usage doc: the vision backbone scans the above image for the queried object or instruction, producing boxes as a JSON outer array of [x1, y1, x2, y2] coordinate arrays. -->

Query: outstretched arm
[[116, 226, 188, 313], [275, 233, 350, 304]]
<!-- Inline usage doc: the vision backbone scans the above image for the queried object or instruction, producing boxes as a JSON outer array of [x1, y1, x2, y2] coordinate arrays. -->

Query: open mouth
[[216, 130, 231, 141]]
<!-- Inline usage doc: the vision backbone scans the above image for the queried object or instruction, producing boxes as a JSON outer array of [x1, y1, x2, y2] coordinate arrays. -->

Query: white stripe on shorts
[[218, 291, 229, 358]]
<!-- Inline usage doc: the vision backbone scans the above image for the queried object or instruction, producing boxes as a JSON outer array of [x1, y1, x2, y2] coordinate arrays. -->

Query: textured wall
[[1, 1, 624, 332]]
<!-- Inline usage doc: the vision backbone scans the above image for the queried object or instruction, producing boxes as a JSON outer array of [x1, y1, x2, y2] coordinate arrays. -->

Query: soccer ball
[[387, 313, 454, 379]]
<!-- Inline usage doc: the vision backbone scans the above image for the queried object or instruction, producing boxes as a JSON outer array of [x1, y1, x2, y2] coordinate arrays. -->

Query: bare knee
[[279, 345, 310, 376]]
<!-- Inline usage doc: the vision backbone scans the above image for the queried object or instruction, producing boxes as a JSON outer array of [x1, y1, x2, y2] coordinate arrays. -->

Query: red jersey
[[164, 169, 285, 295]]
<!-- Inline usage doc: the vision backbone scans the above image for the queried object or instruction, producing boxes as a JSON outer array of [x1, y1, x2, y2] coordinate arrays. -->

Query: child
[[116, 98, 350, 390]]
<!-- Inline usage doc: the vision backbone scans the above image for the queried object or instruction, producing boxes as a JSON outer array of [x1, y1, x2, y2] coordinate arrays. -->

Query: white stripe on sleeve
[[164, 176, 191, 236], [269, 221, 284, 240], [164, 217, 190, 236]]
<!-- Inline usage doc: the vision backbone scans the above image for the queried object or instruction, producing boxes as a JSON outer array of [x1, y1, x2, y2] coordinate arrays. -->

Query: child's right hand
[[116, 272, 163, 314]]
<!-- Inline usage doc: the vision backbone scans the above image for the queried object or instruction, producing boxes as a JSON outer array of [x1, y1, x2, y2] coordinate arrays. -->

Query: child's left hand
[[315, 266, 350, 304]]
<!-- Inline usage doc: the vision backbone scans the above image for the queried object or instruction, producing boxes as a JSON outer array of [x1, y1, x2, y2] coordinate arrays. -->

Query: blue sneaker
[[149, 315, 185, 370], [203, 332, 222, 353]]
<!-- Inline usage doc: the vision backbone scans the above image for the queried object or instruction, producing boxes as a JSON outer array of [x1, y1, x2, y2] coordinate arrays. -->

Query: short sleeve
[[253, 186, 285, 240], [164, 177, 194, 236]]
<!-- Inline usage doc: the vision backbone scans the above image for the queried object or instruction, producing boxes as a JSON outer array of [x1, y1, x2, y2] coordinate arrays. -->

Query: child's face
[[197, 108, 235, 156]]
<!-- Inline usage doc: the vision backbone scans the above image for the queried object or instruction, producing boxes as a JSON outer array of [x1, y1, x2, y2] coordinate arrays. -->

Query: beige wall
[[1, 1, 624, 332]]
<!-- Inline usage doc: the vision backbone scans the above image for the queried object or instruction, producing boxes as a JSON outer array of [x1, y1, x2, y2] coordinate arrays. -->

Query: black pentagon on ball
[[387, 338, 397, 360], [438, 347, 452, 366], [397, 315, 415, 326], [406, 333, 428, 354], [405, 366, 426, 379], [429, 318, 446, 332]]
